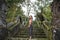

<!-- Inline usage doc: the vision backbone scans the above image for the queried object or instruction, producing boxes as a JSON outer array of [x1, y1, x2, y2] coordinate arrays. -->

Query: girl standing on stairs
[[28, 15, 33, 40]]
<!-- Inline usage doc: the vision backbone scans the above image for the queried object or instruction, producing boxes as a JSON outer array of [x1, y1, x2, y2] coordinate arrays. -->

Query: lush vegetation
[[6, 0, 53, 40]]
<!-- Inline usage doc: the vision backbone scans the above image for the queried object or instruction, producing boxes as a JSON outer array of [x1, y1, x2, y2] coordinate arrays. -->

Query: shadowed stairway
[[7, 24, 47, 40]]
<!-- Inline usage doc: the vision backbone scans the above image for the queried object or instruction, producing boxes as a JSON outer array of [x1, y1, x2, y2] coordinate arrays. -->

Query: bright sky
[[22, 0, 53, 21], [30, 0, 36, 2], [22, 0, 36, 21]]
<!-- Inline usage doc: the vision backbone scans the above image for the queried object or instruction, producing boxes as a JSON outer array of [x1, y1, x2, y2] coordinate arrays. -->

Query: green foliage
[[35, 0, 52, 40], [6, 0, 25, 22], [43, 5, 52, 22], [6, 0, 53, 40], [6, 0, 25, 4]]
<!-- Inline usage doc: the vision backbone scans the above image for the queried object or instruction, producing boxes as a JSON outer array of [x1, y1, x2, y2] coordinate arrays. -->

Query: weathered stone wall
[[0, 0, 8, 40], [0, 0, 7, 27], [52, 0, 60, 28], [52, 0, 60, 40]]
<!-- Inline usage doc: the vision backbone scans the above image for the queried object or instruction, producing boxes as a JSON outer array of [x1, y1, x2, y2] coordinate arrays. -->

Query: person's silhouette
[[28, 15, 33, 40]]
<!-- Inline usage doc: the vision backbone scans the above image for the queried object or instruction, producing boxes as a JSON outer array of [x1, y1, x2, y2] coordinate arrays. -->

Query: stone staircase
[[13, 27, 47, 38], [7, 23, 47, 40], [7, 37, 47, 40]]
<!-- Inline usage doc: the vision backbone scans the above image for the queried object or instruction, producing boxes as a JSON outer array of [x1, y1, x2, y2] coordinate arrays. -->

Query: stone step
[[7, 37, 47, 40], [10, 26, 47, 38], [12, 27, 47, 38], [15, 35, 46, 38], [19, 29, 45, 35]]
